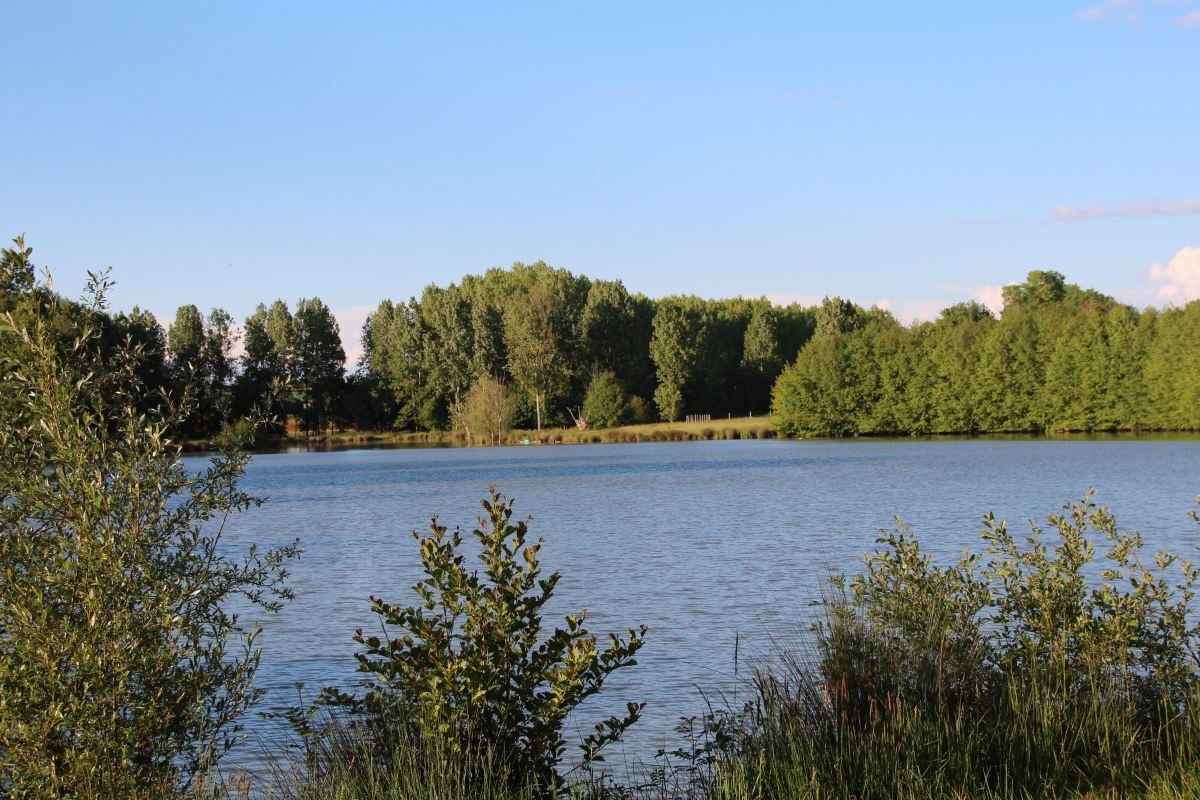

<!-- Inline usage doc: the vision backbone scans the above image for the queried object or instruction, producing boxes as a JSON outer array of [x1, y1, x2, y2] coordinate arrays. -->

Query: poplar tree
[[291, 297, 345, 434], [505, 284, 565, 430]]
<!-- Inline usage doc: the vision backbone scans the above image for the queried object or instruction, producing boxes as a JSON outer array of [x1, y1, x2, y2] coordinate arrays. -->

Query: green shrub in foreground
[[0, 274, 297, 798], [316, 488, 647, 797], [710, 492, 1200, 800]]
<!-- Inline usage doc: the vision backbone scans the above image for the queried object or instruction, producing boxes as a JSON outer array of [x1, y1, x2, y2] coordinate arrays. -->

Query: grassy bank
[[180, 416, 786, 451]]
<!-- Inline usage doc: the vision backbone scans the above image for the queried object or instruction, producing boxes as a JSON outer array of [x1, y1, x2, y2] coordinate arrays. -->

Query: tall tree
[[204, 308, 238, 392], [505, 283, 567, 430], [363, 298, 427, 430], [581, 279, 640, 374], [649, 297, 704, 422], [422, 284, 475, 439], [291, 297, 345, 434], [167, 304, 205, 371], [234, 303, 288, 422]]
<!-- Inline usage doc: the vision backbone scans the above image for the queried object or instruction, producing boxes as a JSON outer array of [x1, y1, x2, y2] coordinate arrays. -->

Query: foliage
[[274, 708, 541, 800], [291, 297, 346, 434], [708, 491, 1200, 800], [322, 488, 647, 794], [581, 371, 632, 429], [167, 304, 240, 437], [363, 264, 814, 436], [465, 375, 515, 446], [0, 235, 36, 295], [774, 272, 1200, 435], [0, 273, 298, 798], [506, 283, 569, 431]]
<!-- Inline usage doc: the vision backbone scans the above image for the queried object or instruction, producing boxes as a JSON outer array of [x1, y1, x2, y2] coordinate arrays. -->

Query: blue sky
[[2, 1, 1197, 357]]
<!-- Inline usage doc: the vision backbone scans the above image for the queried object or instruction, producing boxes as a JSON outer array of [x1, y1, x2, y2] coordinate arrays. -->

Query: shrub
[[626, 394, 653, 425], [0, 274, 298, 797], [322, 488, 647, 795], [581, 372, 630, 429], [465, 375, 514, 446], [714, 491, 1200, 800]]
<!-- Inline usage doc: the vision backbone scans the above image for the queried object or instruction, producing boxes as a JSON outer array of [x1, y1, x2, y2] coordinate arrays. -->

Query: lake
[[210, 437, 1200, 767]]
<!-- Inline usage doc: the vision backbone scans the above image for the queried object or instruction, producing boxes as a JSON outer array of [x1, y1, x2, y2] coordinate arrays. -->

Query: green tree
[[581, 279, 643, 377], [649, 297, 704, 422], [204, 308, 238, 391], [465, 375, 514, 446], [266, 299, 294, 363], [234, 303, 289, 424], [363, 298, 428, 431], [505, 284, 566, 430], [167, 305, 238, 437], [741, 306, 781, 374], [0, 273, 298, 798], [422, 284, 476, 438], [581, 371, 630, 429], [741, 305, 783, 413], [167, 304, 205, 370], [291, 297, 345, 434], [814, 296, 865, 337]]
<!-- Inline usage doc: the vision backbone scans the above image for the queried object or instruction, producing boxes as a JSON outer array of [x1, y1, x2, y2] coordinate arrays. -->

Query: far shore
[[177, 417, 1200, 452]]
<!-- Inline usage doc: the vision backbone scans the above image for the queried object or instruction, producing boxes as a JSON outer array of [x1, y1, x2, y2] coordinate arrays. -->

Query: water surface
[[211, 438, 1200, 763]]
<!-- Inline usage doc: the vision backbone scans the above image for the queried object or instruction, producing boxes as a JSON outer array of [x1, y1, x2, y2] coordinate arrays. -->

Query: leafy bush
[[712, 491, 1200, 800], [322, 488, 647, 795], [582, 372, 631, 429], [465, 375, 514, 445], [0, 274, 298, 798]]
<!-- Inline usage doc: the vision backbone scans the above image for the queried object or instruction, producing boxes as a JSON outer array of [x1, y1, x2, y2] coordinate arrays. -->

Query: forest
[[772, 270, 1200, 435], [4, 235, 1198, 441]]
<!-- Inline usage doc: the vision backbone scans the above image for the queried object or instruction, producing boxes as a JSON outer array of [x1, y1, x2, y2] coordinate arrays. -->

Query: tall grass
[[267, 718, 541, 800], [706, 493, 1200, 800]]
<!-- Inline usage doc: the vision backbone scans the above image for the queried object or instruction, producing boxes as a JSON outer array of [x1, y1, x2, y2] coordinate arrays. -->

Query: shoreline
[[177, 417, 1200, 453]]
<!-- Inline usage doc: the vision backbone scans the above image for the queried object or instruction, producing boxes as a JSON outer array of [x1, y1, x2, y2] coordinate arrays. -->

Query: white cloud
[[1077, 0, 1200, 26], [333, 304, 375, 368], [1052, 198, 1200, 221], [1052, 204, 1111, 221], [1077, 0, 1136, 21], [1147, 246, 1200, 304]]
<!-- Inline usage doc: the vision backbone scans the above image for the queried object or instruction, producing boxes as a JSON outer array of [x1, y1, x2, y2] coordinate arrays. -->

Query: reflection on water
[[208, 438, 1200, 764]]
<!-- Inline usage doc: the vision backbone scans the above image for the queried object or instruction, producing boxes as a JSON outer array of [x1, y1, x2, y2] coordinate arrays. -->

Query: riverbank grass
[[181, 415, 785, 451]]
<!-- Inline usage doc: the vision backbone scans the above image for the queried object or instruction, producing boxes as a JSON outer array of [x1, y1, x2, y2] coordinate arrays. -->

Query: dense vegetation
[[0, 264, 299, 798], [361, 261, 814, 437], [773, 270, 1200, 436], [2, 239, 1199, 798], [8, 236, 1198, 443], [705, 493, 1200, 800]]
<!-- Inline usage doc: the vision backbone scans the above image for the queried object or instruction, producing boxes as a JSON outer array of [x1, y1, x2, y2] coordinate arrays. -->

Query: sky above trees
[[1, 1, 1197, 334]]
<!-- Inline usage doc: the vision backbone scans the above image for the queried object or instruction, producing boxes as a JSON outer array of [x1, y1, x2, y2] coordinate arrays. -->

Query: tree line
[[5, 235, 1198, 441], [772, 270, 1200, 435], [1, 235, 359, 439], [361, 261, 816, 442]]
